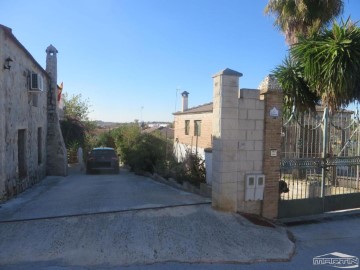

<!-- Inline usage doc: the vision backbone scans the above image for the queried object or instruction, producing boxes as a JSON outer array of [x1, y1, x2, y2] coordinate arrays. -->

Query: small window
[[185, 120, 190, 135], [194, 120, 201, 136], [30, 73, 43, 91]]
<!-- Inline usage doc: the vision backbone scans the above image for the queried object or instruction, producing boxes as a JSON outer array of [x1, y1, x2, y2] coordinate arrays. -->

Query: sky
[[2, 0, 360, 123]]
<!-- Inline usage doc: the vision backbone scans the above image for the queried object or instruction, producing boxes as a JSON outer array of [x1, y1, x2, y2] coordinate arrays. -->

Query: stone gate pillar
[[212, 68, 242, 211], [46, 45, 67, 176], [259, 75, 283, 219], [0, 60, 5, 196]]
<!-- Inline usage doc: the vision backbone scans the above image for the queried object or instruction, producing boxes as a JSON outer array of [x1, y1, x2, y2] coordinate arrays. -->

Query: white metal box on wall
[[254, 175, 265, 200], [245, 175, 256, 201], [245, 174, 265, 201]]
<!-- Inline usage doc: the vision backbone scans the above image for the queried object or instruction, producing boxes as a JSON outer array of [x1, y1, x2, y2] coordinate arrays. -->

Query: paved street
[[0, 168, 210, 222], [0, 168, 293, 269], [1, 168, 359, 270]]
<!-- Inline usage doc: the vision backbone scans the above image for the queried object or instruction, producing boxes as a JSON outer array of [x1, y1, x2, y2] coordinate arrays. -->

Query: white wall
[[174, 142, 205, 162]]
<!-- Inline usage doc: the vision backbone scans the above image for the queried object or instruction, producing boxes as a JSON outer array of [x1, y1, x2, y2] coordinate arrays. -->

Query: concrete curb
[[279, 207, 360, 226], [148, 173, 212, 198]]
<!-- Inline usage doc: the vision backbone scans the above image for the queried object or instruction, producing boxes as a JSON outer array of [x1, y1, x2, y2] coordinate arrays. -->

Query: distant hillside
[[95, 120, 172, 129], [95, 121, 121, 128]]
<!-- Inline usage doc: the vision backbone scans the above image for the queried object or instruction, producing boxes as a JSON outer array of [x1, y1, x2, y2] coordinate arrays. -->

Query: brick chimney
[[181, 91, 189, 112]]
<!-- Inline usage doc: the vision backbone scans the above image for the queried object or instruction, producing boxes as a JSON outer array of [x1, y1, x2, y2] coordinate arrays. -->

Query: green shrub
[[104, 123, 206, 187], [171, 151, 206, 187], [96, 131, 116, 148], [112, 125, 173, 174]]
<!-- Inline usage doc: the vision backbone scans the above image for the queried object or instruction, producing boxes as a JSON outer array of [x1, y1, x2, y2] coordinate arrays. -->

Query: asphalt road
[[2, 211, 355, 270], [0, 168, 293, 269], [0, 169, 210, 222]]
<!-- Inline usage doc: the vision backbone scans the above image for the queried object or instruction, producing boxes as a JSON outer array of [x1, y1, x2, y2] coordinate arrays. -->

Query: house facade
[[0, 24, 67, 201], [173, 92, 213, 161]]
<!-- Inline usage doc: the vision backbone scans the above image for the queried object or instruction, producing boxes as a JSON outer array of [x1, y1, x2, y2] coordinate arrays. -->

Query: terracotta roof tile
[[173, 102, 213, 115]]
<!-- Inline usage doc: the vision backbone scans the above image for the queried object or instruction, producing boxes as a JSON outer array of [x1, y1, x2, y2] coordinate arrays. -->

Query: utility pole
[[321, 107, 329, 199], [174, 87, 180, 112]]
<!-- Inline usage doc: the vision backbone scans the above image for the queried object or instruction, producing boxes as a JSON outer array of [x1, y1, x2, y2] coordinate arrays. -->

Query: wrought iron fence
[[280, 107, 360, 200]]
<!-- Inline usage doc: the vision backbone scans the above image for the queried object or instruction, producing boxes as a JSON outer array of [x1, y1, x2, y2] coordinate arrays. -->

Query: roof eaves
[[173, 102, 213, 115], [173, 109, 213, 116]]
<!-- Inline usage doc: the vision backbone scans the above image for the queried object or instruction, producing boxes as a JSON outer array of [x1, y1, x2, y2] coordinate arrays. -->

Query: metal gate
[[279, 107, 360, 218]]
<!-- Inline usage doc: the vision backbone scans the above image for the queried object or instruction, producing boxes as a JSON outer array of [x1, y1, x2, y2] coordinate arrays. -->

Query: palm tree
[[273, 56, 320, 116], [265, 0, 344, 45], [291, 19, 360, 112], [266, 0, 346, 113]]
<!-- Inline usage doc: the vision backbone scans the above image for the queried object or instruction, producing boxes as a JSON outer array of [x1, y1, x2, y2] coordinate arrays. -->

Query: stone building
[[0, 24, 67, 201]]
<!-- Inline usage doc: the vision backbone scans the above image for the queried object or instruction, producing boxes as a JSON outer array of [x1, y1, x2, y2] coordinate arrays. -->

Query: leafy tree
[[96, 130, 116, 148], [60, 118, 86, 147], [63, 93, 92, 121], [112, 124, 141, 163], [110, 124, 176, 174], [60, 93, 95, 162], [265, 0, 343, 45]]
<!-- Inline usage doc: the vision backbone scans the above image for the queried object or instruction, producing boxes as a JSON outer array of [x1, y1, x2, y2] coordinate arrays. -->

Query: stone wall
[[212, 69, 266, 213], [0, 26, 68, 201], [236, 89, 265, 214], [211, 69, 241, 212], [0, 29, 5, 198], [0, 26, 48, 199], [211, 69, 282, 218]]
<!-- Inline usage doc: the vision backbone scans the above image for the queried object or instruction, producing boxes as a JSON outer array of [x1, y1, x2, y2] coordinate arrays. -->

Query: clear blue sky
[[2, 0, 360, 122]]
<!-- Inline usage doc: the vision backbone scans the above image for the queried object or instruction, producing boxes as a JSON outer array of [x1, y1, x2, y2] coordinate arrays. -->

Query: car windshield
[[91, 150, 116, 157]]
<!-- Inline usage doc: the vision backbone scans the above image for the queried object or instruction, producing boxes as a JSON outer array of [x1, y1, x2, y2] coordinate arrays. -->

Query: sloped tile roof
[[173, 102, 213, 115]]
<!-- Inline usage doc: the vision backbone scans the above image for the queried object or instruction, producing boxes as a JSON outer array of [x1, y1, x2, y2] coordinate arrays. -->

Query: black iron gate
[[279, 107, 360, 218]]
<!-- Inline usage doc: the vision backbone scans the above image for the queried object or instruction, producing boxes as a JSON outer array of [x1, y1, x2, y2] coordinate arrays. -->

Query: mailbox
[[245, 174, 265, 201]]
